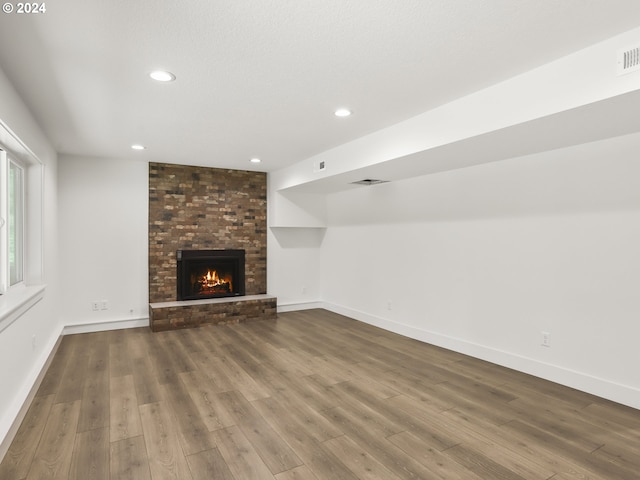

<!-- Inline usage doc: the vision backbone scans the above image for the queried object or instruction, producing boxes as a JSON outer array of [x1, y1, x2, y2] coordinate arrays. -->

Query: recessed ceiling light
[[334, 108, 352, 117], [131, 144, 146, 150], [149, 70, 176, 82], [250, 158, 261, 164]]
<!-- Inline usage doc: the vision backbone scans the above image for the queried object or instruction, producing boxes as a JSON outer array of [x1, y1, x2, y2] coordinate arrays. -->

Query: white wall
[[267, 226, 324, 309], [0, 67, 59, 448], [320, 133, 640, 408], [57, 155, 149, 332]]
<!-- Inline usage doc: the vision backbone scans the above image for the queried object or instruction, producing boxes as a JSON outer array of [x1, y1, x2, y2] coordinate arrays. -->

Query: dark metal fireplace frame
[[176, 249, 246, 301]]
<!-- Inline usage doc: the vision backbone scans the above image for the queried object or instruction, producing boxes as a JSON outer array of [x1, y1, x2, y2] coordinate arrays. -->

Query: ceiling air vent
[[617, 46, 640, 76], [350, 179, 389, 186]]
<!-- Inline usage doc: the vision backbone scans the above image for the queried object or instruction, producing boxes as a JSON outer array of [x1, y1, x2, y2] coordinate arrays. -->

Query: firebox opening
[[190, 261, 234, 295], [177, 249, 245, 300]]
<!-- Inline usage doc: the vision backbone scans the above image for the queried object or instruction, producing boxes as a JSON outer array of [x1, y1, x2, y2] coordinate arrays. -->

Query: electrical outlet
[[91, 301, 100, 311], [541, 331, 551, 348], [99, 300, 109, 310]]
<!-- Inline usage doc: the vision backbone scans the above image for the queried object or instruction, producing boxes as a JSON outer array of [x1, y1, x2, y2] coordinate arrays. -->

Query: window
[[0, 149, 25, 292], [8, 159, 24, 285], [0, 124, 45, 331]]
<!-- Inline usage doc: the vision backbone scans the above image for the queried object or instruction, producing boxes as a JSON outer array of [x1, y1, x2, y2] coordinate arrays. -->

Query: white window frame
[[1, 151, 26, 291], [0, 120, 45, 333], [0, 148, 9, 293]]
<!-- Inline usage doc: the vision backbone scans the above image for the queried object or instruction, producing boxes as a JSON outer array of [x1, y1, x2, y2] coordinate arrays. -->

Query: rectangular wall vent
[[350, 179, 389, 186], [617, 46, 640, 76], [313, 160, 326, 172]]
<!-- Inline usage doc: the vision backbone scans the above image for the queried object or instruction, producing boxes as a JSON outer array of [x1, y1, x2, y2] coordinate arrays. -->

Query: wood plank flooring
[[2, 308, 639, 479]]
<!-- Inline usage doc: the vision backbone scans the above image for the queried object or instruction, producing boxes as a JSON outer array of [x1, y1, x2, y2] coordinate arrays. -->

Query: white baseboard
[[277, 301, 325, 313], [62, 316, 149, 335], [1, 316, 149, 462], [322, 302, 640, 410], [0, 326, 63, 463]]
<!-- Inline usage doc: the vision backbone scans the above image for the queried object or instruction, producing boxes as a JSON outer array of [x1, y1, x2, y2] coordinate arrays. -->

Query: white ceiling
[[1, 0, 640, 172]]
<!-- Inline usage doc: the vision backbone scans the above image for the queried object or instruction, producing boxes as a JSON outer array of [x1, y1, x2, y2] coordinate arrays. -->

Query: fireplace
[[176, 249, 245, 300]]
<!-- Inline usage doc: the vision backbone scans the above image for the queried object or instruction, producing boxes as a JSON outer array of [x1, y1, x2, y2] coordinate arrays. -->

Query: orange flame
[[199, 269, 232, 292]]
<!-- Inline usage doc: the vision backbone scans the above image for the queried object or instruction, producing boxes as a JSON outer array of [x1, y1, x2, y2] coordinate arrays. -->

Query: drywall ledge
[[278, 89, 640, 195], [270, 27, 640, 195], [0, 284, 45, 334]]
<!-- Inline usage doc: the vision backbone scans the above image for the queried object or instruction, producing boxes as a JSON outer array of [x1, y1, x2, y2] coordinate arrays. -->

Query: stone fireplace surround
[[148, 162, 276, 331]]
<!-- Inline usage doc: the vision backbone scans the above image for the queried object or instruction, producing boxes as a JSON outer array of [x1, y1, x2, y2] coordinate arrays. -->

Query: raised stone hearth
[[149, 294, 276, 332]]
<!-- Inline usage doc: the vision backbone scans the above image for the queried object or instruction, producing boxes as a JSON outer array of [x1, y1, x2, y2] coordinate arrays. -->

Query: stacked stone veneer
[[148, 162, 274, 331], [150, 296, 277, 332]]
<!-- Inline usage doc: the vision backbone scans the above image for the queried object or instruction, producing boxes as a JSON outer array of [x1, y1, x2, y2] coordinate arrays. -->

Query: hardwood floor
[[1, 309, 639, 479]]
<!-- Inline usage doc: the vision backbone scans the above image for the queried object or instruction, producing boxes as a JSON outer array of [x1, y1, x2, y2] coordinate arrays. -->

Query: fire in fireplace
[[176, 249, 245, 300]]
